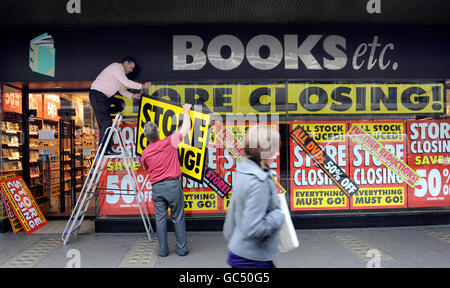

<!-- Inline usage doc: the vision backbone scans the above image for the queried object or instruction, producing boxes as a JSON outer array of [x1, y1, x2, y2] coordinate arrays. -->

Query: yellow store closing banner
[[122, 83, 445, 115]]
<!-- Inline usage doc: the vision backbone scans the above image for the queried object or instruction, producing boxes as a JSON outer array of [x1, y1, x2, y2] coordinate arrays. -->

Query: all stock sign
[[348, 121, 409, 210]]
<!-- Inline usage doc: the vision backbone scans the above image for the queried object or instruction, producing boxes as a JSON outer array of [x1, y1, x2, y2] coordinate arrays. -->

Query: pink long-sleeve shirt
[[91, 62, 142, 99]]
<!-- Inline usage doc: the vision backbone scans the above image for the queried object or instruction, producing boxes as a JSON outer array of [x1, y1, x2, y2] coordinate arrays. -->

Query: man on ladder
[[89, 56, 152, 156]]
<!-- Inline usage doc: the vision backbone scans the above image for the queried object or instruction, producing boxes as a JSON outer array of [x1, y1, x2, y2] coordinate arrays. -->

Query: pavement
[[1, 220, 450, 268]]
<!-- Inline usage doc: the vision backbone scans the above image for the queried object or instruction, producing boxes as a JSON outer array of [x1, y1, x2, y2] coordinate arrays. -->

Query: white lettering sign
[[173, 34, 396, 72]]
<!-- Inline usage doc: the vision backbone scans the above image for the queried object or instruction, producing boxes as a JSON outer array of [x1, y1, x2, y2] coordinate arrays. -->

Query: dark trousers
[[152, 178, 189, 257], [89, 89, 113, 151]]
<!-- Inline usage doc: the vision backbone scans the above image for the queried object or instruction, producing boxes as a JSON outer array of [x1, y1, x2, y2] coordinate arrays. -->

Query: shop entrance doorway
[[1, 84, 97, 221], [38, 92, 96, 218]]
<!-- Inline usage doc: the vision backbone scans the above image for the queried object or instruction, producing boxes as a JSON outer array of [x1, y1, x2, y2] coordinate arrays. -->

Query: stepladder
[[62, 112, 154, 245]]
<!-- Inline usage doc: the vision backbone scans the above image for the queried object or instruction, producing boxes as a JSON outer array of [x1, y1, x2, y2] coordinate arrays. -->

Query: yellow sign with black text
[[293, 189, 349, 209], [119, 83, 443, 116], [139, 83, 443, 115], [109, 94, 137, 117], [184, 191, 218, 213], [136, 96, 211, 182], [351, 187, 406, 208], [293, 123, 347, 143]]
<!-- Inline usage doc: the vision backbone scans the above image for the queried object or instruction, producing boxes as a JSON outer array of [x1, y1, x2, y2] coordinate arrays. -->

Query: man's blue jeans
[[152, 178, 189, 256]]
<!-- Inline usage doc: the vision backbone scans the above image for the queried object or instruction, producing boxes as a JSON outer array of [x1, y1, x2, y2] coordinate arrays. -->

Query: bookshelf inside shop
[[0, 112, 24, 232], [29, 117, 45, 200], [57, 93, 95, 214], [1, 85, 23, 231], [74, 125, 95, 193], [1, 112, 23, 176], [60, 119, 74, 212], [30, 118, 60, 205]]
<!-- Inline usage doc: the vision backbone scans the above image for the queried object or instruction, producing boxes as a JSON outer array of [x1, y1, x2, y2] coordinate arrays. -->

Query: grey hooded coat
[[223, 158, 284, 261]]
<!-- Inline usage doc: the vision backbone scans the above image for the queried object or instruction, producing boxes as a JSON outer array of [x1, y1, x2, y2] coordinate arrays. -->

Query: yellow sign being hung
[[136, 96, 211, 182]]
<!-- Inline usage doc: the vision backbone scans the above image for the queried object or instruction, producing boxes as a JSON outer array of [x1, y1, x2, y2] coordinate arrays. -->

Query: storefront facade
[[1, 24, 449, 232]]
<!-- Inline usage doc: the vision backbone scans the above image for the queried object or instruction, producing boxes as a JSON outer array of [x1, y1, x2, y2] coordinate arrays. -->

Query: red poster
[[218, 122, 282, 212], [407, 119, 450, 207], [98, 161, 154, 216], [289, 121, 350, 211], [98, 122, 153, 215], [0, 176, 47, 234], [349, 120, 407, 209], [29, 94, 43, 118], [181, 121, 221, 214], [99, 121, 220, 215], [99, 121, 283, 215], [43, 94, 60, 121], [2, 85, 22, 114]]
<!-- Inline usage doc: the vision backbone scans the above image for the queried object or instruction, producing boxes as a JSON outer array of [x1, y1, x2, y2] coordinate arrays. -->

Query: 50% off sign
[[415, 168, 450, 199], [99, 171, 153, 215]]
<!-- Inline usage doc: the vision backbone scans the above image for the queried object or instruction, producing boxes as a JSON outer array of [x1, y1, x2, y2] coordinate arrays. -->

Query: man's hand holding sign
[[179, 103, 194, 140]]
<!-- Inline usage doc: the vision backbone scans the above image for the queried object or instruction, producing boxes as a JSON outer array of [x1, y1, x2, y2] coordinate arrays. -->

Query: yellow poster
[[184, 191, 218, 212], [120, 83, 443, 115], [136, 83, 444, 115], [287, 83, 443, 114], [293, 189, 349, 209], [136, 96, 211, 182], [351, 187, 406, 208]]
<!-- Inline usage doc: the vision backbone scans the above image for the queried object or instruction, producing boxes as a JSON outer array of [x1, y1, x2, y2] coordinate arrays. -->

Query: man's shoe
[[177, 248, 189, 256], [158, 249, 169, 257]]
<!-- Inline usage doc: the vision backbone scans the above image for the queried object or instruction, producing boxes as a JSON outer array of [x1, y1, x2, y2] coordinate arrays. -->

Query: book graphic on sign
[[29, 33, 55, 77]]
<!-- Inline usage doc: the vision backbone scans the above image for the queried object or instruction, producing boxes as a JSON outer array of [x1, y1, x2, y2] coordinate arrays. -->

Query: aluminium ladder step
[[62, 112, 153, 245]]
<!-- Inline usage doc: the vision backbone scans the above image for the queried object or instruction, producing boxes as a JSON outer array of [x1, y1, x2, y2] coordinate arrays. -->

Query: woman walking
[[224, 125, 284, 268]]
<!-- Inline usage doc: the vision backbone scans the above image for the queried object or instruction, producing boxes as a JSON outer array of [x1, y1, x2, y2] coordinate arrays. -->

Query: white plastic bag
[[277, 193, 299, 253]]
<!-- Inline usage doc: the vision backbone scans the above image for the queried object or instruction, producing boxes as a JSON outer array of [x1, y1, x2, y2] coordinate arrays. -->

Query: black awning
[[0, 0, 449, 28]]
